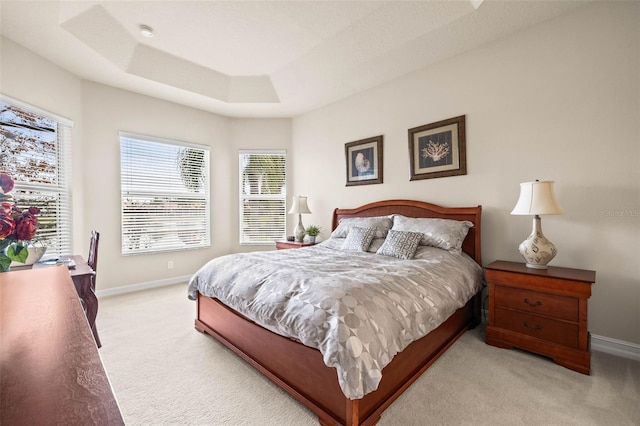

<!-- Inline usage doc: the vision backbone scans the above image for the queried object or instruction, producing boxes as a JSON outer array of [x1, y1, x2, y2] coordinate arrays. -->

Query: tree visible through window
[[0, 96, 73, 257], [239, 150, 286, 244], [120, 133, 210, 255]]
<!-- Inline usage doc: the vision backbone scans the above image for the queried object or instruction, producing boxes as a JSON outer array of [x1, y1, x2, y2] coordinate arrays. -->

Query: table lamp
[[288, 196, 311, 242], [511, 180, 565, 269]]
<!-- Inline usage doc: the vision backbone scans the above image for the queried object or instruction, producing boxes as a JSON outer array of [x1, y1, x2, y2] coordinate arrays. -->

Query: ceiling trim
[[61, 4, 279, 103]]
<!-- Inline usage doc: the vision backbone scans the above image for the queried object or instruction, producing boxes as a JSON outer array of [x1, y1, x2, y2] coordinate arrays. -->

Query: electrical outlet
[[168, 261, 174, 269]]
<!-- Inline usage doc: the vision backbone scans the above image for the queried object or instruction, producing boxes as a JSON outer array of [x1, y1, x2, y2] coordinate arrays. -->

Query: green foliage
[[177, 148, 206, 192], [0, 241, 29, 272], [305, 225, 321, 237], [0, 254, 10, 272], [242, 154, 286, 195], [7, 242, 28, 263]]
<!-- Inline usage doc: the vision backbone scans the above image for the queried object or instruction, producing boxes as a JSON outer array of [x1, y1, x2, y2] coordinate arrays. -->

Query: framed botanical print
[[408, 115, 466, 180], [345, 135, 383, 186]]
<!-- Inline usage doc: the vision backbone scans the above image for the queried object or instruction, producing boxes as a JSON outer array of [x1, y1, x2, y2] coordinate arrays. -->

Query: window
[[120, 132, 210, 255], [239, 150, 286, 244], [0, 95, 73, 257]]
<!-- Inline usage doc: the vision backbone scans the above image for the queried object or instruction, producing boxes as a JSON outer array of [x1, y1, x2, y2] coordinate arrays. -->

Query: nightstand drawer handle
[[523, 322, 542, 331], [524, 298, 542, 307]]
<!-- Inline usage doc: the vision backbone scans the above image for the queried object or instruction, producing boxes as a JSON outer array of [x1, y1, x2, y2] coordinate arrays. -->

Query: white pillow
[[341, 227, 376, 252], [331, 216, 392, 239], [376, 229, 423, 260], [392, 215, 473, 255]]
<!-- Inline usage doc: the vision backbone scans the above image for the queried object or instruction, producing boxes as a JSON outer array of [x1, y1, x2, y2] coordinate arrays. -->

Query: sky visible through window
[[120, 137, 199, 195]]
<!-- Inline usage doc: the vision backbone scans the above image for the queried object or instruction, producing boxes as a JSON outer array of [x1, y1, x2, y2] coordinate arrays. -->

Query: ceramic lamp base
[[294, 214, 305, 242], [518, 215, 557, 269]]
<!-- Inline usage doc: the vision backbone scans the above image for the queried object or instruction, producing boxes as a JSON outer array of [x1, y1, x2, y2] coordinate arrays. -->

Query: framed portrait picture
[[408, 115, 466, 180], [345, 135, 383, 186]]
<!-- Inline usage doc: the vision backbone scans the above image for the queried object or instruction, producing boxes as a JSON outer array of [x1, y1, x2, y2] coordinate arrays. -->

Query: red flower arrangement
[[0, 173, 41, 272]]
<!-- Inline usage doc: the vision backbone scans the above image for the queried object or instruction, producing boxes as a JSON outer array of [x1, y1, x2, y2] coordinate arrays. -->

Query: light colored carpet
[[98, 284, 640, 425]]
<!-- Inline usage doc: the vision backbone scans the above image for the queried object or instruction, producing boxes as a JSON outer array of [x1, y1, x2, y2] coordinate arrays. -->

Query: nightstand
[[275, 241, 316, 250], [485, 260, 596, 374]]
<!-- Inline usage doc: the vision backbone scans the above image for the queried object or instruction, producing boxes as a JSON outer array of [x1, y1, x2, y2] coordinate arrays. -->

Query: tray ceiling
[[0, 1, 589, 117]]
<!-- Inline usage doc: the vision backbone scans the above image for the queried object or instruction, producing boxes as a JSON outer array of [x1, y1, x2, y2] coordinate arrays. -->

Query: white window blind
[[239, 150, 286, 244], [0, 95, 73, 257], [120, 132, 210, 255]]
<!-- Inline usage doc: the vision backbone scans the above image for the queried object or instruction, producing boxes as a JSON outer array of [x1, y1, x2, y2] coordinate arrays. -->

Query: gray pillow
[[331, 216, 393, 239], [367, 238, 385, 253], [375, 229, 423, 260], [392, 215, 473, 255], [341, 227, 376, 252]]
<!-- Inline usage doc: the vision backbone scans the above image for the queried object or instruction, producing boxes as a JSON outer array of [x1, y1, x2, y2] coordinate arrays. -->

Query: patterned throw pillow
[[391, 215, 473, 255], [331, 216, 393, 239], [376, 229, 423, 260], [341, 227, 376, 252]]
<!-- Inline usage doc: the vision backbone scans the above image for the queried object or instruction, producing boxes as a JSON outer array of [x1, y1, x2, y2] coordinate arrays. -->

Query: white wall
[[1, 37, 293, 291], [81, 82, 234, 288], [80, 84, 294, 287], [0, 36, 86, 253], [80, 85, 292, 288], [291, 2, 640, 344], [229, 118, 293, 253]]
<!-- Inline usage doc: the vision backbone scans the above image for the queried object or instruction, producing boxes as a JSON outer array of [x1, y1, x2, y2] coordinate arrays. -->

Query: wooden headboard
[[332, 199, 482, 264]]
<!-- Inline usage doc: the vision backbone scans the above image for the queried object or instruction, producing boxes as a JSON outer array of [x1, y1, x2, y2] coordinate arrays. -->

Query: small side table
[[275, 241, 316, 250], [485, 260, 596, 374]]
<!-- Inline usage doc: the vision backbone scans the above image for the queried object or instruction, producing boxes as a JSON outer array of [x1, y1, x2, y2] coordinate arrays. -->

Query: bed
[[189, 199, 482, 426]]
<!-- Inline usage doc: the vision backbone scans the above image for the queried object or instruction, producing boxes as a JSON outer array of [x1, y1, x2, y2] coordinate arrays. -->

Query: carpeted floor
[[98, 283, 640, 425]]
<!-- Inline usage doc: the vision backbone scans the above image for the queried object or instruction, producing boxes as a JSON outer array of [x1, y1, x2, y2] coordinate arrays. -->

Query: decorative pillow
[[367, 238, 386, 253], [391, 215, 473, 255], [375, 229, 423, 260], [331, 216, 392, 239], [341, 227, 376, 252]]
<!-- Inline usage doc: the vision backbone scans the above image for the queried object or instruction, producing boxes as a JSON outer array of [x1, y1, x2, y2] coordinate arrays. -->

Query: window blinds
[[239, 150, 286, 244], [120, 132, 210, 255], [0, 95, 73, 257]]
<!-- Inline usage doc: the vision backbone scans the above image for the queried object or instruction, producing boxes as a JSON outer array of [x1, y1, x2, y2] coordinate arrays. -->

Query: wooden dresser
[[485, 260, 596, 374], [0, 266, 124, 425]]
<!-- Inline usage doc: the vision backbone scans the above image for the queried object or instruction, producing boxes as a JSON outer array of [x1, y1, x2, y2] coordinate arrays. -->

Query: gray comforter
[[187, 241, 482, 399]]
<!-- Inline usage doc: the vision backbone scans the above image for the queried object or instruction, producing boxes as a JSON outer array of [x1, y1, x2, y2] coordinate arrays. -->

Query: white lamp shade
[[511, 181, 565, 216], [288, 196, 311, 214]]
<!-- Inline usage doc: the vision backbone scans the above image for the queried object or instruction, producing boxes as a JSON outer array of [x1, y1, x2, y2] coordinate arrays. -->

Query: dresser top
[[486, 260, 596, 284]]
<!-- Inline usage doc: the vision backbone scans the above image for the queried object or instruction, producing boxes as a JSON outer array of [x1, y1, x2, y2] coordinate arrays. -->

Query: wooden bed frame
[[195, 199, 482, 426]]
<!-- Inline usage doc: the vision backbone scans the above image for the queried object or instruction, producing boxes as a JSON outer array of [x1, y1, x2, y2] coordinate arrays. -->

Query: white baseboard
[[96, 275, 191, 298], [591, 334, 640, 362], [481, 309, 639, 362]]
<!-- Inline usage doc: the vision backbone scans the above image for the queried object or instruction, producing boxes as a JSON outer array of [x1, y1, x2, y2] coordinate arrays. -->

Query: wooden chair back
[[88, 230, 100, 274]]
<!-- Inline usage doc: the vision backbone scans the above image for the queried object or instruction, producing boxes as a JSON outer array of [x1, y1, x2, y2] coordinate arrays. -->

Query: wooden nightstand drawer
[[494, 308, 579, 348], [494, 286, 579, 322]]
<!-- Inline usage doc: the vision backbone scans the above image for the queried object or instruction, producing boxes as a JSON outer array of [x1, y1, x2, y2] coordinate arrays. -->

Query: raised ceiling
[[0, 1, 589, 118]]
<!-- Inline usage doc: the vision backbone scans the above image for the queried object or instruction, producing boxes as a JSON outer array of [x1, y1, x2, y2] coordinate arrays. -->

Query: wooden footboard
[[196, 291, 480, 426]]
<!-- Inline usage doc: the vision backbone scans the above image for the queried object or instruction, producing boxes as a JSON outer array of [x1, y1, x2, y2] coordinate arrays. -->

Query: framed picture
[[408, 115, 466, 181], [345, 135, 383, 186]]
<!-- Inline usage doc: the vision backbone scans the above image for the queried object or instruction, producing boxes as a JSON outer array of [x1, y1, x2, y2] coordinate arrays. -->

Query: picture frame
[[345, 135, 383, 186], [408, 115, 466, 180]]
